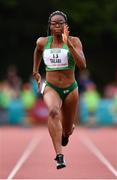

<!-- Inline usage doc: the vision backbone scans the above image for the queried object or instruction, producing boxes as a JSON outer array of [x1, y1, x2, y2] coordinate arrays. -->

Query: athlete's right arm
[[33, 37, 46, 83]]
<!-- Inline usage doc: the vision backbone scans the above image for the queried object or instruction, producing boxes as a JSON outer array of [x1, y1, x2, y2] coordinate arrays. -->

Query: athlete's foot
[[54, 154, 66, 169]]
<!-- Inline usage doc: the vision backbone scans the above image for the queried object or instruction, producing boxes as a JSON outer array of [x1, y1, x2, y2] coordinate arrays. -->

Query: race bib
[[43, 48, 69, 69]]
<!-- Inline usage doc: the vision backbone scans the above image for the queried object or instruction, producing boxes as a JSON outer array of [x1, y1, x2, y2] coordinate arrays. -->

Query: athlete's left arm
[[62, 25, 86, 70], [67, 36, 86, 70]]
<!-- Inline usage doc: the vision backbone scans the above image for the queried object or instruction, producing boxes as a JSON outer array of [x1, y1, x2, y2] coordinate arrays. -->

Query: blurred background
[[0, 0, 117, 127]]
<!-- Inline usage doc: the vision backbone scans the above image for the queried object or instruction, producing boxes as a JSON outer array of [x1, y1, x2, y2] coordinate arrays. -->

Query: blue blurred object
[[96, 99, 114, 125], [79, 99, 89, 124], [79, 98, 115, 126], [7, 98, 25, 125], [0, 108, 9, 125], [30, 77, 38, 97]]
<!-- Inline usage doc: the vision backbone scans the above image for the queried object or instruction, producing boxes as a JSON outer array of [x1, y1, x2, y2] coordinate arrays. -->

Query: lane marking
[[7, 135, 41, 180], [78, 133, 117, 177]]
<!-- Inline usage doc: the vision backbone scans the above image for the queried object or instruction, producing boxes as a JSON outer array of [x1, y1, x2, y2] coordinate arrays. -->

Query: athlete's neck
[[52, 34, 62, 44]]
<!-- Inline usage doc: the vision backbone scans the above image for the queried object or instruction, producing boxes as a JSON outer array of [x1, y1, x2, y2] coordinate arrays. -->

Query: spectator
[[77, 69, 93, 93], [80, 82, 100, 126]]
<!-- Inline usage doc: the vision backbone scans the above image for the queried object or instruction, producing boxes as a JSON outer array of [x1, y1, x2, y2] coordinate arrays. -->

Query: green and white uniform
[[42, 36, 75, 71], [41, 36, 78, 100]]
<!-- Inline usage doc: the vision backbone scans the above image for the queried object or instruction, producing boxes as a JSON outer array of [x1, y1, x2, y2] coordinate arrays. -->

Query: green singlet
[[42, 36, 75, 71]]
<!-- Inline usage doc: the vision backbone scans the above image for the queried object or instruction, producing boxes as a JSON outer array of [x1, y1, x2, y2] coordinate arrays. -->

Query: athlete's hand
[[62, 24, 69, 44], [33, 72, 41, 88]]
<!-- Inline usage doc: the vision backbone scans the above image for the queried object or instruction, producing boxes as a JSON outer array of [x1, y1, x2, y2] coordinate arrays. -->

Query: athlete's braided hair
[[47, 10, 68, 35]]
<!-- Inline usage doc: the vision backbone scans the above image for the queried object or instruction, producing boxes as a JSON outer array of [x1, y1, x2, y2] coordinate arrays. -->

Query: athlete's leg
[[61, 88, 78, 138], [43, 86, 63, 154]]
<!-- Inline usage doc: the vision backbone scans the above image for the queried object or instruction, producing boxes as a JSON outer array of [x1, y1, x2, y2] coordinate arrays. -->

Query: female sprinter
[[33, 10, 86, 169]]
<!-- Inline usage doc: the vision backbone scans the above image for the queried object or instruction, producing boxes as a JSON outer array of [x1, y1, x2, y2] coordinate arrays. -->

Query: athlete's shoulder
[[70, 36, 82, 43], [36, 37, 48, 45], [70, 36, 83, 48], [36, 37, 48, 51]]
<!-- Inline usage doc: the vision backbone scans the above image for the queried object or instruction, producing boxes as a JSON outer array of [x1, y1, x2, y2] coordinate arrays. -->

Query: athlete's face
[[50, 15, 66, 35]]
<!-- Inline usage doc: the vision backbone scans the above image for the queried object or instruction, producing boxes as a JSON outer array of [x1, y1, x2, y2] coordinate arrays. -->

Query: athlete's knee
[[49, 107, 60, 119]]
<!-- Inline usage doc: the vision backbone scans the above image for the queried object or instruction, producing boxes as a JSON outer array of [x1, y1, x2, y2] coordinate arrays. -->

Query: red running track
[[0, 125, 117, 180]]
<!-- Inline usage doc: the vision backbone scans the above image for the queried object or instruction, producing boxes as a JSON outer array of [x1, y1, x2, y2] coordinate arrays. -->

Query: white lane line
[[78, 133, 117, 177], [7, 135, 41, 180]]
